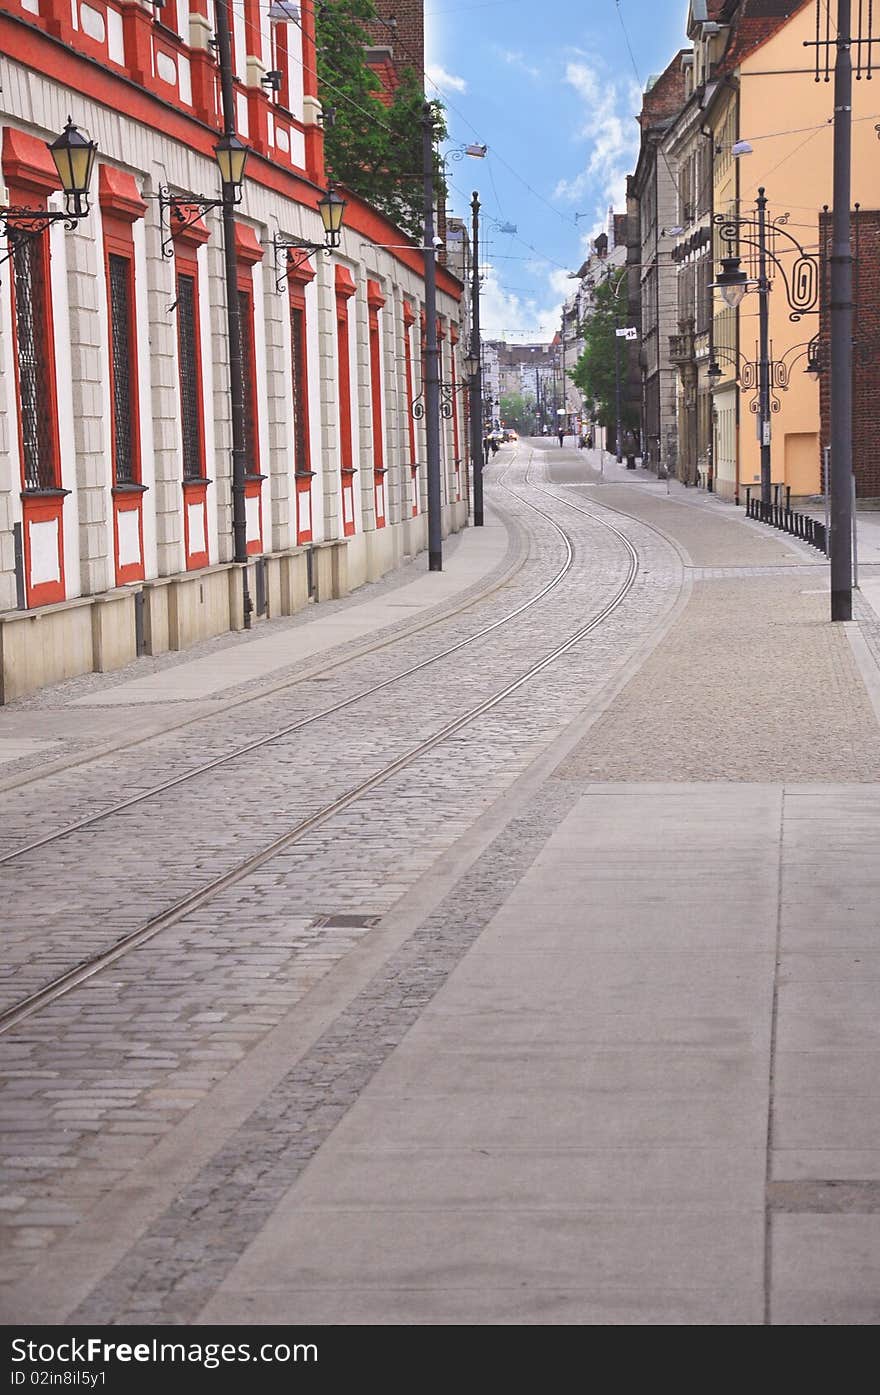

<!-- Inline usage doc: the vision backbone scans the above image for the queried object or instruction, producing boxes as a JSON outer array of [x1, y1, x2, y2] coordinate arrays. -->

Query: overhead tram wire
[[230, 7, 582, 309], [236, 3, 586, 265]]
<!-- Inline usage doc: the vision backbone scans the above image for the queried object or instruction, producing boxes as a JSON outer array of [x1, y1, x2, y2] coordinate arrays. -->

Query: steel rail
[[0, 456, 547, 867], [0, 454, 639, 1035], [0, 456, 530, 803]]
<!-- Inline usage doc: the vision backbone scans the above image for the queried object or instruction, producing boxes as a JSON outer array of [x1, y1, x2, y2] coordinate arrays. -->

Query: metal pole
[[757, 187, 772, 509], [470, 191, 483, 527], [214, 0, 251, 625], [560, 306, 566, 436], [422, 104, 442, 571], [614, 331, 623, 463], [823, 444, 831, 555], [852, 472, 859, 589], [829, 0, 854, 619]]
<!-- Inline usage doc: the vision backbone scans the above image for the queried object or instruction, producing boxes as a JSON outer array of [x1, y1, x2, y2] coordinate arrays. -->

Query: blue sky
[[424, 0, 688, 338]]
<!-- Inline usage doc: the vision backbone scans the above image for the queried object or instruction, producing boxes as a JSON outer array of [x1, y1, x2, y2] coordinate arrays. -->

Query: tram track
[[0, 455, 529, 803], [0, 452, 644, 1035], [0, 456, 553, 867]]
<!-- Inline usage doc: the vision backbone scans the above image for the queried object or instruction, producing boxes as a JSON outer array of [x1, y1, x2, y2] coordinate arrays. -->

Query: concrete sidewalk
[[193, 451, 880, 1325]]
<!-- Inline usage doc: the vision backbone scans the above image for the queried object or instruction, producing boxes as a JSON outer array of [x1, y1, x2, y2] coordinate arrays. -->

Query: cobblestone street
[[2, 442, 880, 1325]]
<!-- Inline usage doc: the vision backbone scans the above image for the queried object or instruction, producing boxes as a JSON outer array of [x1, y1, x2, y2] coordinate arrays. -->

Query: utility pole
[[560, 306, 566, 435], [470, 191, 483, 526], [614, 332, 623, 464], [422, 103, 442, 571], [756, 188, 772, 506], [829, 0, 854, 620], [214, 0, 251, 623]]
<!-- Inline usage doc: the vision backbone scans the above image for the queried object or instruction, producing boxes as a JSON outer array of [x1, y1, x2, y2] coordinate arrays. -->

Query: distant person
[[623, 428, 637, 470], [557, 427, 565, 447], [542, 424, 549, 436], [483, 435, 491, 467]]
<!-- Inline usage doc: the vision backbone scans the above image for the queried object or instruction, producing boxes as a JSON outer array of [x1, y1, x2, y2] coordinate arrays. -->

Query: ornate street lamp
[[712, 255, 749, 310], [213, 133, 249, 199], [318, 183, 347, 248], [462, 347, 480, 381], [710, 188, 820, 507], [48, 117, 99, 219], [158, 135, 251, 255], [270, 183, 347, 291], [0, 118, 98, 278]]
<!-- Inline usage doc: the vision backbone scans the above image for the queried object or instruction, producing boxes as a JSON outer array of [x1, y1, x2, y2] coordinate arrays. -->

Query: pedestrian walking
[[483, 435, 491, 467], [623, 427, 637, 471], [557, 428, 565, 448]]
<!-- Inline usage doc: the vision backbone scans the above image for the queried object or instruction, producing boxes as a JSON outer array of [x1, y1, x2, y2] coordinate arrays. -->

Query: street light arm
[[713, 212, 819, 321]]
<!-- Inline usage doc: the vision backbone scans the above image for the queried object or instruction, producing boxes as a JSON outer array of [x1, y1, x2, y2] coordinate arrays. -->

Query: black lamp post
[[469, 190, 483, 526], [711, 188, 819, 510]]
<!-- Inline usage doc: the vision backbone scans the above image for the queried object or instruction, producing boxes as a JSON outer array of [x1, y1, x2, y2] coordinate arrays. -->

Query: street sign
[[615, 327, 638, 341]]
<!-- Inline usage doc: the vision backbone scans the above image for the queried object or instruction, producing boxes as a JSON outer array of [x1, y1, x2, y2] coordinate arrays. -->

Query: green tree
[[499, 391, 535, 433], [316, 0, 446, 241], [569, 271, 637, 434]]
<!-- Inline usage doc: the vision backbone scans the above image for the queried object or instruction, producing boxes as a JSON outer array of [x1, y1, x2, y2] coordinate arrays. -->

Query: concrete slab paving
[[199, 784, 778, 1325], [771, 1216, 880, 1324]]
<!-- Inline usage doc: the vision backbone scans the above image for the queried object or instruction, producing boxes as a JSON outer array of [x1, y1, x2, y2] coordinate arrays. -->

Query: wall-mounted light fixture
[[0, 118, 98, 279], [270, 182, 347, 291], [158, 135, 249, 257]]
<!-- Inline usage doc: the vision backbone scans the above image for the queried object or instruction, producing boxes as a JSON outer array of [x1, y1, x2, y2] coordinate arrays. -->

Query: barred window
[[176, 272, 203, 481], [108, 253, 135, 484], [13, 236, 56, 490], [290, 305, 308, 472], [238, 290, 257, 474]]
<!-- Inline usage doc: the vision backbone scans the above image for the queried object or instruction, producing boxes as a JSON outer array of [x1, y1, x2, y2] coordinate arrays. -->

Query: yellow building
[[700, 0, 880, 500]]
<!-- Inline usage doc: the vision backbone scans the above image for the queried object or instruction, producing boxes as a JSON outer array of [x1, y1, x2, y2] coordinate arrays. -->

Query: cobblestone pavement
[[0, 447, 685, 1307], [3, 441, 880, 1324]]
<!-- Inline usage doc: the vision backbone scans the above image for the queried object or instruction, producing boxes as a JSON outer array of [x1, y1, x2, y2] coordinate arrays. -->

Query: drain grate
[[309, 913, 382, 929]]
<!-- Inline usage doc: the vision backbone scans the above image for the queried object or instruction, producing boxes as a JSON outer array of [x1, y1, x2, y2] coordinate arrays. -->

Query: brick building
[[820, 209, 880, 500]]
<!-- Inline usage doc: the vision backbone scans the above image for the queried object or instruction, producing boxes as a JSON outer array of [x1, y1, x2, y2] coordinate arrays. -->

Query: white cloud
[[426, 63, 468, 95], [496, 49, 541, 80], [479, 263, 564, 341], [553, 58, 640, 228]]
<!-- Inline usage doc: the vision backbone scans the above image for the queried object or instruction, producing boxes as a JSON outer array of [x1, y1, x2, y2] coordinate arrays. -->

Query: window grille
[[13, 236, 56, 490], [238, 290, 257, 473], [176, 273, 202, 480], [290, 304, 308, 471], [108, 253, 135, 484]]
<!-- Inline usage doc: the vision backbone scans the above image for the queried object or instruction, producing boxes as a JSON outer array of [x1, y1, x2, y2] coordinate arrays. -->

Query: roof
[[638, 49, 689, 129], [716, 0, 812, 76]]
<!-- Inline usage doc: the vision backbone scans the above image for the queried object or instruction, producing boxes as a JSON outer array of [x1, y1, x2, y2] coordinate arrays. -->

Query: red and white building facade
[[0, 0, 466, 699]]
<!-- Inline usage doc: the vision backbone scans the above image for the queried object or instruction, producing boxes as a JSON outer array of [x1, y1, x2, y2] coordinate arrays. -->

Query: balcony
[[668, 321, 695, 365]]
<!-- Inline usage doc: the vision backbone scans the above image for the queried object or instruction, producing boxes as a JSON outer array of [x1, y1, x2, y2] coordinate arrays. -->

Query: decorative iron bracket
[[0, 206, 82, 279], [271, 234, 328, 293], [158, 187, 231, 259], [713, 209, 820, 322], [411, 378, 469, 421]]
